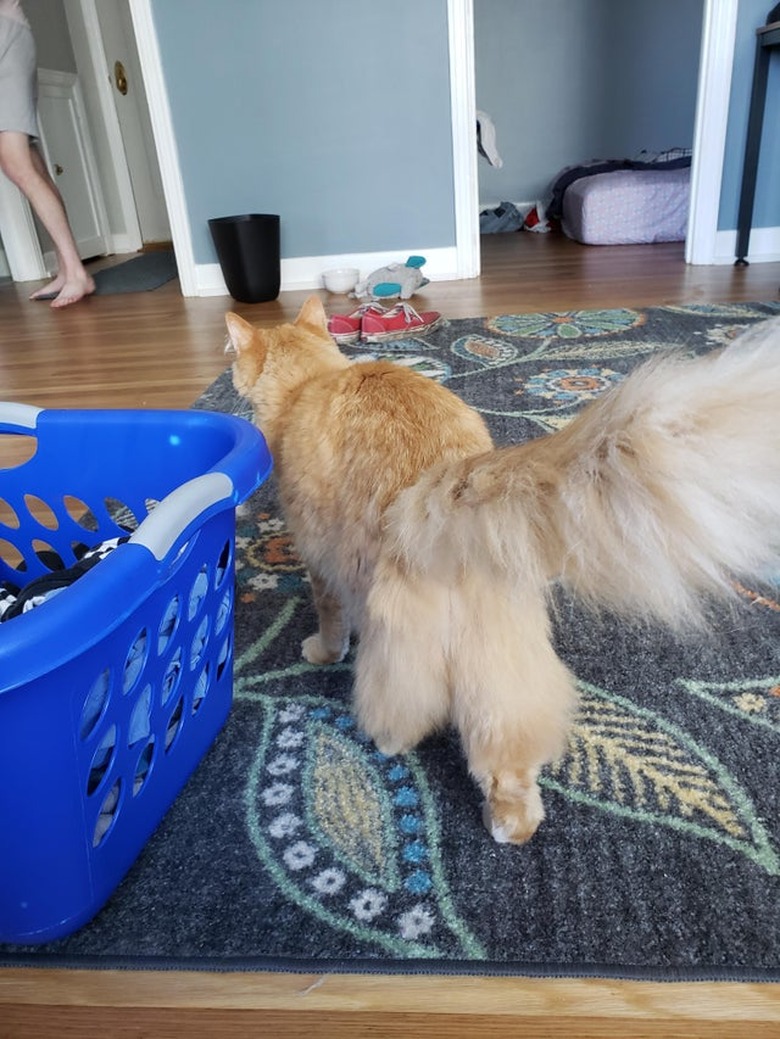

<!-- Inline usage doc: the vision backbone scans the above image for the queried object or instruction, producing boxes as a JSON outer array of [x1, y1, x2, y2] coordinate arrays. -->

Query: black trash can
[[208, 213, 280, 303]]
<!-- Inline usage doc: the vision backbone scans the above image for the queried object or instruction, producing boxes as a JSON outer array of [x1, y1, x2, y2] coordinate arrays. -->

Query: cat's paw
[[301, 633, 347, 665], [354, 708, 422, 757], [356, 718, 414, 757], [482, 790, 545, 845], [375, 735, 413, 758]]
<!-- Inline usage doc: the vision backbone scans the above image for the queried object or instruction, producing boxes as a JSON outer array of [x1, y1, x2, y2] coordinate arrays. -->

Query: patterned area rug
[[4, 301, 780, 979]]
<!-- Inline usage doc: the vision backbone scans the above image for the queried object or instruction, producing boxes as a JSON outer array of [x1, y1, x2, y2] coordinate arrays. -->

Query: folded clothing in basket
[[0, 536, 129, 622]]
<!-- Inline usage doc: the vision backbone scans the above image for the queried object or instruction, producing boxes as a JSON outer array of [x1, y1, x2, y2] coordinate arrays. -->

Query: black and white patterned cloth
[[0, 537, 129, 622]]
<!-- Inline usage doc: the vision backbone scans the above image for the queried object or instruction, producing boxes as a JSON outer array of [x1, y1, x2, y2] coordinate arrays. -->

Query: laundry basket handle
[[130, 471, 235, 563], [0, 402, 43, 432]]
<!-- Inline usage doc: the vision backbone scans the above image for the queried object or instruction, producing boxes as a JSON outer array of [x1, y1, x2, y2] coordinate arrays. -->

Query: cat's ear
[[225, 312, 266, 396], [225, 312, 260, 357], [295, 295, 328, 332]]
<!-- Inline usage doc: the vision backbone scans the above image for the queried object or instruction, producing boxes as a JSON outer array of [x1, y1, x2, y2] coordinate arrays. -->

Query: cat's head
[[225, 296, 347, 434]]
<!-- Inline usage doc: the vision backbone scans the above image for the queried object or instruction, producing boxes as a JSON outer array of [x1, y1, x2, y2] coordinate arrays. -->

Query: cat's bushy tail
[[386, 315, 780, 627]]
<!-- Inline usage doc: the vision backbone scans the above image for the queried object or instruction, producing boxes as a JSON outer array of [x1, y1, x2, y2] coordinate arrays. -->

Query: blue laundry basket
[[0, 403, 272, 944]]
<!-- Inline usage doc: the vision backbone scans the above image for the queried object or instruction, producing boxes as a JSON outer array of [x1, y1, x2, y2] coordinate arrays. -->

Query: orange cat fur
[[227, 298, 780, 844]]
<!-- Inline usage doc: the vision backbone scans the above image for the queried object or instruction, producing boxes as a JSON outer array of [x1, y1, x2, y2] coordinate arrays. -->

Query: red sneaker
[[327, 303, 387, 344], [361, 302, 442, 343]]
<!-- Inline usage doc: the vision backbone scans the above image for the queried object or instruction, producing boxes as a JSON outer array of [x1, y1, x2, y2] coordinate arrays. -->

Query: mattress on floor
[[561, 166, 690, 245]]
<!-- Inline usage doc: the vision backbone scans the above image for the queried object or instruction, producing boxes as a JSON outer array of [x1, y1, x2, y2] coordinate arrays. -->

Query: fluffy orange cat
[[227, 297, 780, 844]]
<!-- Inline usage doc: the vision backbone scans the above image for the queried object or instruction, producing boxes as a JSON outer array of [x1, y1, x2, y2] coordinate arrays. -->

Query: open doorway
[[473, 0, 704, 233], [0, 0, 169, 282], [449, 0, 739, 277]]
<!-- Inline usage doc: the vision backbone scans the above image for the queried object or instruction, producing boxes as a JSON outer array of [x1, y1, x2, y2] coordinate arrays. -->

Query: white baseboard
[[192, 245, 462, 298], [174, 225, 780, 296], [711, 226, 780, 265]]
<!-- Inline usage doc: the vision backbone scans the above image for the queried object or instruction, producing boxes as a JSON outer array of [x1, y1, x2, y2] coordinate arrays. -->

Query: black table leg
[[735, 36, 771, 265]]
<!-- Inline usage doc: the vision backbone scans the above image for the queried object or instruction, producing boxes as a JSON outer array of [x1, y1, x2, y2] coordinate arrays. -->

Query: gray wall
[[475, 0, 606, 205], [474, 0, 703, 208], [23, 0, 76, 72], [719, 0, 780, 231], [151, 0, 455, 265], [603, 0, 703, 157]]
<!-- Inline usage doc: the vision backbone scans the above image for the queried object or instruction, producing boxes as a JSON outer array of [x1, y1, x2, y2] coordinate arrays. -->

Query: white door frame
[[447, 0, 738, 272], [128, 0, 197, 295], [448, 0, 480, 278], [685, 0, 739, 264]]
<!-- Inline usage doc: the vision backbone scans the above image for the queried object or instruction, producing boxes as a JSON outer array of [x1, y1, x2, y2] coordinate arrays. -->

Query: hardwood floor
[[2, 233, 780, 1037], [2, 234, 779, 414]]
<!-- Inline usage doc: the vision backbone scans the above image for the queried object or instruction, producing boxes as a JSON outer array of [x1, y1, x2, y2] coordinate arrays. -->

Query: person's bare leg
[[0, 131, 95, 307]]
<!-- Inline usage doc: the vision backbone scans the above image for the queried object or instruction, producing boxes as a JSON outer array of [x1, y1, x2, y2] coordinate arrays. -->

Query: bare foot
[[29, 275, 65, 300], [30, 272, 96, 306], [49, 273, 96, 309]]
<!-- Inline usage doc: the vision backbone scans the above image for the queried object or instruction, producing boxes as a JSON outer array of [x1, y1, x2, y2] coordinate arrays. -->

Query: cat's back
[[301, 357, 489, 457], [282, 358, 492, 508]]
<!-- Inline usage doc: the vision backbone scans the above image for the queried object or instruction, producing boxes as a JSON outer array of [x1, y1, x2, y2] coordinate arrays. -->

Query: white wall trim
[[129, 0, 198, 296], [686, 0, 739, 265], [193, 245, 461, 298], [448, 0, 480, 280]]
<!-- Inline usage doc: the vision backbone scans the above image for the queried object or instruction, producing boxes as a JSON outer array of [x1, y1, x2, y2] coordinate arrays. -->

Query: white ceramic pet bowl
[[322, 267, 359, 294]]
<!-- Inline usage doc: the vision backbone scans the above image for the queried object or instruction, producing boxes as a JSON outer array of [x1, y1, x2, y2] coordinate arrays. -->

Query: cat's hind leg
[[354, 566, 451, 756], [302, 572, 351, 664], [450, 576, 577, 844]]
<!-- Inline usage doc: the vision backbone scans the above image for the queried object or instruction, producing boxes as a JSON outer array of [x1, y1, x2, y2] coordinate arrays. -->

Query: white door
[[36, 70, 110, 260], [97, 0, 171, 243]]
